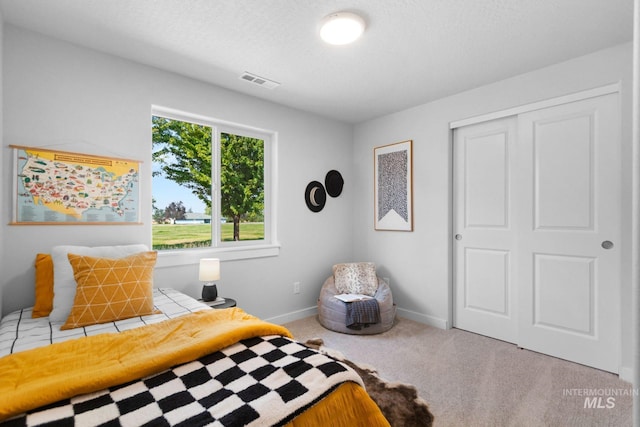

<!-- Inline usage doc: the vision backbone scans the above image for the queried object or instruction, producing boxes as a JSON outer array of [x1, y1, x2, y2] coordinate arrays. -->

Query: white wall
[[0, 10, 4, 318], [1, 25, 354, 320], [353, 43, 634, 372]]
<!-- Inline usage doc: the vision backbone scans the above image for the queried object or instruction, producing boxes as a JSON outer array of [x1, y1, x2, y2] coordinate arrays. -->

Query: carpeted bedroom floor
[[283, 316, 632, 427]]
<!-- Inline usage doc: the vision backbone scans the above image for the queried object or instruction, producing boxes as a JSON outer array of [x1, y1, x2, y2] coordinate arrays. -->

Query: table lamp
[[199, 258, 220, 301]]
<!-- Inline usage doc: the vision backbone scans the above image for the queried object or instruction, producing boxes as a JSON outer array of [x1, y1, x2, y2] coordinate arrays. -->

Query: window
[[151, 108, 275, 259]]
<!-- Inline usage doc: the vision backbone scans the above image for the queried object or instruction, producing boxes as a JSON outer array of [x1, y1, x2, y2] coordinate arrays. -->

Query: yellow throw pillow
[[32, 253, 55, 318], [61, 251, 160, 330]]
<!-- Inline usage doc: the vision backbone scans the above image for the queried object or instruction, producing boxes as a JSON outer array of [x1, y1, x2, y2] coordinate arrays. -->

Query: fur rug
[[305, 339, 434, 427]]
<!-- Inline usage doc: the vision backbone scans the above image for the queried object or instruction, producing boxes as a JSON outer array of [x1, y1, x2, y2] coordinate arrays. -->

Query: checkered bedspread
[[2, 335, 361, 427]]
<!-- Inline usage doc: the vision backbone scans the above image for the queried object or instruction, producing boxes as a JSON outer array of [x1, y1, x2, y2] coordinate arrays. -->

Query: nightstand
[[200, 298, 237, 309]]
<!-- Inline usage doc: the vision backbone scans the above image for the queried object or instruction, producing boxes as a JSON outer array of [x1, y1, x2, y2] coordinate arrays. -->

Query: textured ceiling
[[0, 0, 634, 123]]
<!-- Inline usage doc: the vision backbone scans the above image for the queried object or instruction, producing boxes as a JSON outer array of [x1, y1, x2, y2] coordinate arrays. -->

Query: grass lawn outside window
[[152, 223, 264, 250]]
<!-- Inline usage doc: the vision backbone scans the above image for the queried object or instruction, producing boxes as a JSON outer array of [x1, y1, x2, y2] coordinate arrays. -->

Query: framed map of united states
[[11, 146, 140, 225]]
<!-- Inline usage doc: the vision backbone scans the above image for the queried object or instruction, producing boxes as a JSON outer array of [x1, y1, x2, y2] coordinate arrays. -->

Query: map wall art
[[11, 146, 140, 224], [374, 140, 413, 231]]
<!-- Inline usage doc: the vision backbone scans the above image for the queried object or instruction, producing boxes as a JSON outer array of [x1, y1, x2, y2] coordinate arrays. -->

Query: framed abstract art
[[374, 140, 413, 231]]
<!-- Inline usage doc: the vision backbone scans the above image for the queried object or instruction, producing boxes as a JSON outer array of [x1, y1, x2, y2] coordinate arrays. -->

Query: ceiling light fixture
[[319, 12, 365, 45]]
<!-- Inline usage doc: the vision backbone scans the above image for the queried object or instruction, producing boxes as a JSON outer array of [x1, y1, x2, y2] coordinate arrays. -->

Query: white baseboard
[[618, 366, 633, 383], [396, 307, 449, 329], [266, 305, 448, 329], [264, 306, 317, 325]]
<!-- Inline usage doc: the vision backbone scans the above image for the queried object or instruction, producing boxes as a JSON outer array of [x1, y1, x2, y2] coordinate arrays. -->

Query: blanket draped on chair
[[346, 299, 380, 330]]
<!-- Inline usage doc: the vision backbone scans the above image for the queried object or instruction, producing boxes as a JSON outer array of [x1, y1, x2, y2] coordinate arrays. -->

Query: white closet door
[[453, 92, 621, 373], [517, 93, 620, 373], [453, 117, 518, 343]]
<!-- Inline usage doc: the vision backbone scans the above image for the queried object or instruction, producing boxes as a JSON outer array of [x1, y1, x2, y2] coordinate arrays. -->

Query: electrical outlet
[[293, 282, 301, 294]]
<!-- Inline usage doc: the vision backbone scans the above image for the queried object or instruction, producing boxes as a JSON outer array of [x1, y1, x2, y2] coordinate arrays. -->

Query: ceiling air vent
[[239, 72, 280, 89]]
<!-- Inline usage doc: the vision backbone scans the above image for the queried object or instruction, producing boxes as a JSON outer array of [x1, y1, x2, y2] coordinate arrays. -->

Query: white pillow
[[49, 244, 149, 322]]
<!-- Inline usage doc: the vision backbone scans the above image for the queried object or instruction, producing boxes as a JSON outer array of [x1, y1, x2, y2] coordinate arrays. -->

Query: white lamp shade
[[199, 258, 220, 281], [319, 12, 365, 45]]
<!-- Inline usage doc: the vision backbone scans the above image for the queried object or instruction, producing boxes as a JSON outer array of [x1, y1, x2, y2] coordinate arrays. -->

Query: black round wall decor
[[305, 181, 326, 212], [325, 170, 344, 198]]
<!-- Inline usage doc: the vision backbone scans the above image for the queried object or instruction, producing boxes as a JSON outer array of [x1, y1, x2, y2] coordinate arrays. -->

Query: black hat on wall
[[325, 170, 344, 198], [305, 181, 326, 212]]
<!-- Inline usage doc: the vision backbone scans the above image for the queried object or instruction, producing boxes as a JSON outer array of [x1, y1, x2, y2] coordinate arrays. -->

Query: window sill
[[155, 243, 280, 268]]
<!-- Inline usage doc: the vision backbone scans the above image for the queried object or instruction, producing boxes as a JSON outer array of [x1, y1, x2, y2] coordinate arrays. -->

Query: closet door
[[517, 93, 620, 373], [453, 92, 621, 373], [453, 117, 518, 343]]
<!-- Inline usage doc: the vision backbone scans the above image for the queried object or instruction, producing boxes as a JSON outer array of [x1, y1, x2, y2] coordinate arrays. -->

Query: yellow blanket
[[0, 308, 292, 420]]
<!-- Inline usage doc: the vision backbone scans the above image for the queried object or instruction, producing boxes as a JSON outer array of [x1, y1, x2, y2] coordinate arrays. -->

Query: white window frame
[[151, 106, 279, 267]]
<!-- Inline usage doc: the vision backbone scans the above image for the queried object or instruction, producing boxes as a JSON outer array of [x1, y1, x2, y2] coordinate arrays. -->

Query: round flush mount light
[[319, 12, 365, 45]]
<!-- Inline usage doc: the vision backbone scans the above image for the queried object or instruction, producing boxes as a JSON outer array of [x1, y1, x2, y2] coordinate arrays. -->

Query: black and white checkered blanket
[[2, 335, 362, 427]]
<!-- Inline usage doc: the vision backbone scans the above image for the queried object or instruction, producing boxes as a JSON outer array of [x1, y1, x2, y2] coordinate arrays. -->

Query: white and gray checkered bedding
[[0, 288, 210, 357], [2, 335, 359, 427]]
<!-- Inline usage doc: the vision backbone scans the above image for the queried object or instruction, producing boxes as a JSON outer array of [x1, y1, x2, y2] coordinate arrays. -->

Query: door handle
[[601, 241, 614, 250], [455, 234, 462, 241]]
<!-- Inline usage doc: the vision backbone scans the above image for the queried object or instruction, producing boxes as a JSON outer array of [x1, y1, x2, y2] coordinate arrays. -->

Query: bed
[[0, 246, 390, 427]]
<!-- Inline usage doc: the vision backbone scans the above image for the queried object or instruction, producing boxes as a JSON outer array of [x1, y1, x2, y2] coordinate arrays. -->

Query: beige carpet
[[283, 316, 632, 427]]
